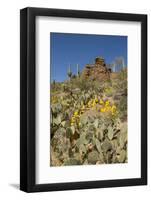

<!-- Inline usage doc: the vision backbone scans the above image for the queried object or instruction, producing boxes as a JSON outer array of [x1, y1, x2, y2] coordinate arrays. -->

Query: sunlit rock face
[[82, 57, 111, 81]]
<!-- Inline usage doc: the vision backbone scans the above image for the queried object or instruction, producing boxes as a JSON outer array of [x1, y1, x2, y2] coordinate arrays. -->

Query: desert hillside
[[50, 57, 127, 166]]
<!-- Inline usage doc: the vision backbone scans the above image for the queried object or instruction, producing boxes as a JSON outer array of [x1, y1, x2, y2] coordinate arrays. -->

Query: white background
[[0, 0, 150, 199]]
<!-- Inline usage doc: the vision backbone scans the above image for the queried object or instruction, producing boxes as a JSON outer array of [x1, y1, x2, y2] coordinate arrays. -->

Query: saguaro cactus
[[67, 64, 72, 81], [115, 57, 125, 72], [76, 64, 80, 77]]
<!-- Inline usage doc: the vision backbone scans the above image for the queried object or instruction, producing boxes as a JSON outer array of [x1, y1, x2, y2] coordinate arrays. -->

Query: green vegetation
[[50, 69, 127, 166]]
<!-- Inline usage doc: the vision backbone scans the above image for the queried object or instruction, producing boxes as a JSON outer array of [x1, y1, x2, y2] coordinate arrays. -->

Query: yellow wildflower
[[95, 98, 99, 103], [71, 118, 75, 123], [111, 105, 117, 115], [100, 99, 104, 105], [74, 111, 79, 116], [105, 106, 109, 112], [100, 108, 105, 112], [111, 105, 116, 111], [92, 99, 96, 107], [105, 100, 110, 106]]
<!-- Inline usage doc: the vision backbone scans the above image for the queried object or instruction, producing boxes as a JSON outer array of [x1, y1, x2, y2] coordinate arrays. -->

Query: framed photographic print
[[20, 7, 147, 192]]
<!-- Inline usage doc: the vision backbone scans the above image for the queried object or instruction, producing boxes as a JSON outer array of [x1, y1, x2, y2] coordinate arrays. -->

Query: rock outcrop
[[82, 57, 111, 81]]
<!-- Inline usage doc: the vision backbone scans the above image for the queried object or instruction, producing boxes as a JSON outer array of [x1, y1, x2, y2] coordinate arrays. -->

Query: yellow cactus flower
[[92, 103, 96, 107], [74, 111, 79, 116], [107, 106, 112, 111], [100, 108, 105, 112], [111, 105, 116, 112], [105, 107, 109, 112], [105, 100, 110, 106], [71, 119, 75, 123], [92, 99, 96, 107], [92, 99, 96, 104], [100, 99, 104, 105], [95, 98, 99, 103], [111, 105, 117, 115]]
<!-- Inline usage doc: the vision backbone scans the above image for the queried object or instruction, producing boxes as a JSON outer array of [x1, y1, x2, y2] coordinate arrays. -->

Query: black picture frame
[[20, 7, 147, 193]]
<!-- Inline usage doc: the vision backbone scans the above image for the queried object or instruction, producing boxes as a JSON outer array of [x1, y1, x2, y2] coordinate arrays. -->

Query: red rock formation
[[82, 57, 110, 81]]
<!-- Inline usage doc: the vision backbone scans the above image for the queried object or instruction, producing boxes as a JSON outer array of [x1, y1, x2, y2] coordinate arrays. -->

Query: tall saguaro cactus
[[76, 64, 80, 77], [115, 57, 125, 72], [67, 64, 72, 81]]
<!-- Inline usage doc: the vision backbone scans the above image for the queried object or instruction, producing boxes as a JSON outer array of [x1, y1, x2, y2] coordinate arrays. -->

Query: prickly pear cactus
[[50, 69, 127, 166]]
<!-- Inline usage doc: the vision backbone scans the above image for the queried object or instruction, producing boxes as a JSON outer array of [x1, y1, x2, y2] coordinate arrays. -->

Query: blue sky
[[50, 33, 127, 82]]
